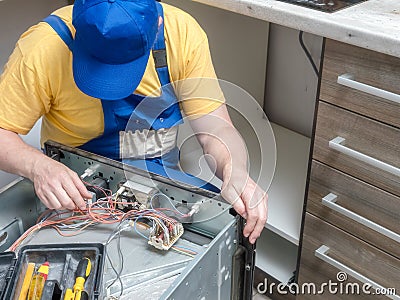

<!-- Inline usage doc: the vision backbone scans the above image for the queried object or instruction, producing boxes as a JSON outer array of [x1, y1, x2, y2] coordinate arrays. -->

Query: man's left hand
[[221, 168, 268, 244]]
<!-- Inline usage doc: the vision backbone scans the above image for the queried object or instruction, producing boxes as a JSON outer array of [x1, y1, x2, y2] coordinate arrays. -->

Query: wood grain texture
[[320, 39, 400, 128], [307, 160, 400, 259], [297, 213, 400, 300], [313, 101, 400, 197]]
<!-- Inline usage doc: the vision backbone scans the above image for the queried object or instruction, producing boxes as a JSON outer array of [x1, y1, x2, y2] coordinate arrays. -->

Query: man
[[0, 0, 267, 244]]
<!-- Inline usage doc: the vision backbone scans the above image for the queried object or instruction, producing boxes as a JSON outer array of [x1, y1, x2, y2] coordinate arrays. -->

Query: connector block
[[148, 223, 184, 250], [122, 181, 157, 207]]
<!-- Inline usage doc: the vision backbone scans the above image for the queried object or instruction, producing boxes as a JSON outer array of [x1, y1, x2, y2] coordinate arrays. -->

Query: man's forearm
[[196, 124, 248, 181], [185, 104, 268, 243], [0, 128, 45, 181], [189, 104, 249, 182], [0, 128, 91, 209]]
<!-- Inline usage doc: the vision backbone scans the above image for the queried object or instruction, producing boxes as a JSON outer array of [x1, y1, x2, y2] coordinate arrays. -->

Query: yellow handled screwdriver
[[18, 262, 35, 300], [64, 257, 91, 300], [27, 261, 49, 300]]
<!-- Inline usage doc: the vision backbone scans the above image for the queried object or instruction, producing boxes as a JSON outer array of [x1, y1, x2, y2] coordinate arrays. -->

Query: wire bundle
[[8, 182, 201, 299], [9, 184, 194, 258]]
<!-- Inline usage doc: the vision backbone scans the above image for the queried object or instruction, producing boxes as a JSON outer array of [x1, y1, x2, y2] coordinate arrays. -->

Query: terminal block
[[148, 223, 184, 251]]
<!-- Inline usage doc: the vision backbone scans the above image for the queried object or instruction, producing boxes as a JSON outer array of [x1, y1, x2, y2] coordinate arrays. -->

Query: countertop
[[192, 0, 400, 58]]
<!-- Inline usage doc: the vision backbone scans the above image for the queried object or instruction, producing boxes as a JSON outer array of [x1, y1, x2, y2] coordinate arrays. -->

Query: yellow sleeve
[[170, 9, 225, 119], [0, 43, 51, 135]]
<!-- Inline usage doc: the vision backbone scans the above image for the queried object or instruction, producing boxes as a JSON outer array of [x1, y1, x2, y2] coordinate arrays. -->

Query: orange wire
[[9, 194, 181, 251]]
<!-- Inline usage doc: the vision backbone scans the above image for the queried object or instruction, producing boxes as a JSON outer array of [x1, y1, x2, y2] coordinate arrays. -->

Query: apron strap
[[153, 3, 170, 87], [43, 15, 73, 51]]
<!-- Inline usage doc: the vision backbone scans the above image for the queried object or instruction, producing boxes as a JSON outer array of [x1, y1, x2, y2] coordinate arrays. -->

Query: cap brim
[[72, 35, 150, 100]]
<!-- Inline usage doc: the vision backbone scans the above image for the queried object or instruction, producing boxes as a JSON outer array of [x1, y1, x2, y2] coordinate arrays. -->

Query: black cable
[[299, 31, 319, 77]]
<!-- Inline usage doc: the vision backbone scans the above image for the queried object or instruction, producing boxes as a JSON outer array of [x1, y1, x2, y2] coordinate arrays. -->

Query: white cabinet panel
[[164, 0, 269, 108]]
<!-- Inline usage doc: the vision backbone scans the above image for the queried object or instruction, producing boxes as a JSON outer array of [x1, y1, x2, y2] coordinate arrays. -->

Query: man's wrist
[[222, 161, 247, 182], [25, 150, 46, 181]]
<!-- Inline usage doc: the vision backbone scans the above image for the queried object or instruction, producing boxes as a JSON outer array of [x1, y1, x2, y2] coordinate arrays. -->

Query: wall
[[264, 24, 323, 137], [0, 0, 68, 188], [164, 0, 269, 108]]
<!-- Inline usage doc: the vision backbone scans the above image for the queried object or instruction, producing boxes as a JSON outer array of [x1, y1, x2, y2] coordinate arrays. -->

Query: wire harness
[[9, 182, 193, 256]]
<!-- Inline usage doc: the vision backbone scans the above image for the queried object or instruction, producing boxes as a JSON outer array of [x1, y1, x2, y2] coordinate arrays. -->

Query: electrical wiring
[[105, 221, 129, 298], [106, 240, 123, 297], [170, 247, 195, 258], [8, 182, 196, 300], [9, 184, 195, 259], [299, 31, 319, 77], [149, 192, 190, 217], [133, 218, 151, 240], [7, 181, 200, 299], [116, 228, 124, 295], [150, 192, 203, 219], [171, 245, 198, 256]]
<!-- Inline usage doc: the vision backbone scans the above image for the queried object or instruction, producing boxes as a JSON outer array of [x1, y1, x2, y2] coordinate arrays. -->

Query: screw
[[245, 264, 251, 271]]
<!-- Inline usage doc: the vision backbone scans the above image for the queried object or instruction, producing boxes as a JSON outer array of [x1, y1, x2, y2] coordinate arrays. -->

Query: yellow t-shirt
[[0, 4, 224, 148]]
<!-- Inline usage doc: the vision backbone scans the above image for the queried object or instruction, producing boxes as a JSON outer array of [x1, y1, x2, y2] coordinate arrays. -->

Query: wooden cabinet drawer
[[307, 160, 400, 258], [313, 101, 400, 197], [297, 213, 400, 300], [320, 39, 400, 128]]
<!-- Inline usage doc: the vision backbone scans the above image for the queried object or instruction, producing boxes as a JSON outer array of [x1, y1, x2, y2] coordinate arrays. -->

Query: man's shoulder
[[16, 6, 73, 69], [162, 2, 190, 16], [163, 3, 201, 27], [52, 5, 74, 29], [162, 3, 207, 42]]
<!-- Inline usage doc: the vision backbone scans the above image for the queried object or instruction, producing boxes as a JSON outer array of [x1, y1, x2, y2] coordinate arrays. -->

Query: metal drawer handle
[[337, 74, 400, 105], [322, 193, 400, 243], [315, 245, 400, 300], [329, 136, 400, 177]]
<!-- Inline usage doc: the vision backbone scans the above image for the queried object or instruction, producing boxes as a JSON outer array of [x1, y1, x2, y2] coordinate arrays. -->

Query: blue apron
[[43, 4, 219, 192]]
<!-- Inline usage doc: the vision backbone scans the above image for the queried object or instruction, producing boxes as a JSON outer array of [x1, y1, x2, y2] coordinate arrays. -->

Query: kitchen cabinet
[[299, 213, 399, 300], [297, 39, 400, 299]]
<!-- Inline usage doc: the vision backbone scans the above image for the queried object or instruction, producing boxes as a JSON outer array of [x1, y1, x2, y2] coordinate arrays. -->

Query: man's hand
[[221, 167, 268, 244], [29, 156, 92, 210], [189, 104, 269, 243], [0, 128, 92, 210]]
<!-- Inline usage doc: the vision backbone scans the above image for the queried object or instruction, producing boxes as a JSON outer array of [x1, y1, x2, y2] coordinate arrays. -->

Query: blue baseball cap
[[72, 0, 159, 100]]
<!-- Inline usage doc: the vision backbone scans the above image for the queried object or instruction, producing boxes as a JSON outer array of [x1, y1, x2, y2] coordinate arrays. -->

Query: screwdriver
[[64, 257, 91, 300], [18, 262, 35, 300], [27, 261, 49, 300]]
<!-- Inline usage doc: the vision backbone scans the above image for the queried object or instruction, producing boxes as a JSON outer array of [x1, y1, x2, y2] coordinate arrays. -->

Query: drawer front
[[307, 160, 400, 258], [320, 39, 400, 128], [314, 101, 400, 197], [297, 213, 400, 300]]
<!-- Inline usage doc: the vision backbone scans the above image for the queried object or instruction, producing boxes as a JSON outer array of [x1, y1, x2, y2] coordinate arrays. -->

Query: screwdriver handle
[[74, 290, 89, 300], [64, 258, 92, 300], [63, 288, 74, 300], [75, 258, 91, 279]]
